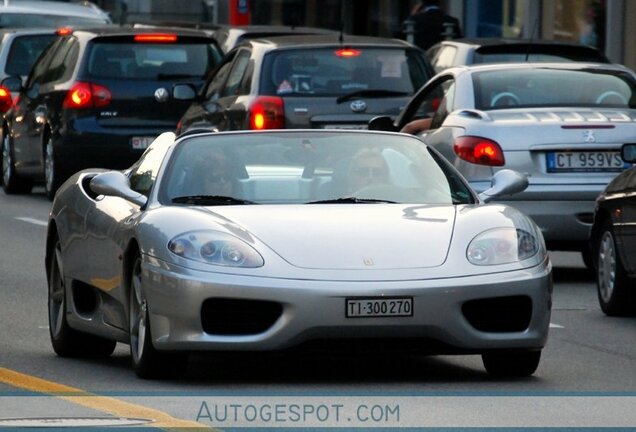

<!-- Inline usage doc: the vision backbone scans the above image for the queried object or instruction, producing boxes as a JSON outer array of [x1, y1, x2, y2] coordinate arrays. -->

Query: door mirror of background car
[[173, 84, 197, 100], [621, 143, 636, 163], [90, 171, 148, 207], [368, 115, 398, 132], [1, 76, 22, 93], [478, 169, 528, 203]]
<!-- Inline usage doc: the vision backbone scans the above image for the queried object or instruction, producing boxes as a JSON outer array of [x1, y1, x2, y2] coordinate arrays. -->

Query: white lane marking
[[15, 217, 47, 227], [550, 323, 564, 329], [38, 326, 49, 330]]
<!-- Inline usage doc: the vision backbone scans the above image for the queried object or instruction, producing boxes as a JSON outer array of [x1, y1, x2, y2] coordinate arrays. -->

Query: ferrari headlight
[[467, 228, 539, 265], [168, 230, 264, 268]]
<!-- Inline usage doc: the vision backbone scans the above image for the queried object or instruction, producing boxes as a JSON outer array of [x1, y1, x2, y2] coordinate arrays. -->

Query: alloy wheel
[[44, 138, 55, 194], [49, 243, 65, 338], [2, 134, 12, 186], [597, 230, 616, 303], [130, 258, 147, 364]]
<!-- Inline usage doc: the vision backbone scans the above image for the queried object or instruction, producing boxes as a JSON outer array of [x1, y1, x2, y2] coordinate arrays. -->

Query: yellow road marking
[[0, 367, 213, 430]]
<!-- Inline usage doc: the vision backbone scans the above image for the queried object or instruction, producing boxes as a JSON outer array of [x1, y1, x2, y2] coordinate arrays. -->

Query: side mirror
[[90, 171, 147, 207], [368, 115, 398, 132], [1, 76, 22, 93], [479, 169, 528, 203], [621, 143, 636, 163], [173, 84, 196, 100]]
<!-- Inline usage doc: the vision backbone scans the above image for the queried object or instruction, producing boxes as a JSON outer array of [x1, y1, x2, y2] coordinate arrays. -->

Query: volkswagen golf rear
[[2, 26, 222, 199]]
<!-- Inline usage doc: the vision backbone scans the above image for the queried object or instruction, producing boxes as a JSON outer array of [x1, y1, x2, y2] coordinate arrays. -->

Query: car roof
[[439, 37, 603, 49], [245, 34, 415, 49], [0, 0, 110, 19], [68, 25, 221, 40], [448, 61, 633, 74], [0, 27, 57, 36]]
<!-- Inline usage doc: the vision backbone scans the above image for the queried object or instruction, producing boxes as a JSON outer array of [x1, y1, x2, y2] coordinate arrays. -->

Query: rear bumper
[[55, 120, 172, 172]]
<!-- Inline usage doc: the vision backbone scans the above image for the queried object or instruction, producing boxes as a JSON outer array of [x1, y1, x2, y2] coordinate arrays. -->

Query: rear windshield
[[0, 13, 109, 28], [5, 34, 57, 76], [473, 68, 636, 110], [473, 45, 609, 64], [261, 48, 431, 97], [85, 41, 221, 80]]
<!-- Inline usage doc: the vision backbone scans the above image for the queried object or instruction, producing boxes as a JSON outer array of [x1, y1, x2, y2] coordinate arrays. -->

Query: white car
[[0, 0, 111, 28], [371, 62, 636, 267]]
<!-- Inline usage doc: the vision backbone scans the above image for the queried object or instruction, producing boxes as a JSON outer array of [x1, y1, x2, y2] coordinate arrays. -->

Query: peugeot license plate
[[546, 151, 630, 172], [346, 297, 413, 318]]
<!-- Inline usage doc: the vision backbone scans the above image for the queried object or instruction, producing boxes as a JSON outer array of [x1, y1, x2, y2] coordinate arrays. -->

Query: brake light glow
[[0, 86, 12, 113], [454, 136, 505, 166], [134, 34, 178, 43], [249, 96, 285, 130], [335, 48, 361, 58], [56, 27, 73, 36], [63, 82, 112, 109]]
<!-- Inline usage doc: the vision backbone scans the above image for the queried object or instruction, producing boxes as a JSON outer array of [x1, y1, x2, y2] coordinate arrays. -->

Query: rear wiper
[[171, 195, 256, 205], [307, 197, 398, 204], [337, 89, 409, 104]]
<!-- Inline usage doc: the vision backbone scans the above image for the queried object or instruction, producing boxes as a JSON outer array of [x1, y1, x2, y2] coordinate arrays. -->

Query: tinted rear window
[[261, 48, 431, 96], [86, 41, 220, 80], [473, 45, 609, 64], [473, 68, 636, 110], [5, 34, 57, 76], [0, 13, 108, 28]]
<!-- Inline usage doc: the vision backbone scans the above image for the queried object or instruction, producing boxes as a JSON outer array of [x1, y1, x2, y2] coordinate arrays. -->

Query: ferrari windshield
[[473, 67, 636, 110], [159, 131, 474, 205]]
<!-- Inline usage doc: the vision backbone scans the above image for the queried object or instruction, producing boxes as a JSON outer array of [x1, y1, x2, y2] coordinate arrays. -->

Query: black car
[[427, 38, 611, 73], [176, 34, 434, 135], [590, 143, 636, 316], [1, 26, 222, 199]]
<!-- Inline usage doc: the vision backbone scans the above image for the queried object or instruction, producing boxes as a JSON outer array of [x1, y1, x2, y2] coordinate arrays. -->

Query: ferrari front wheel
[[482, 350, 541, 377], [129, 255, 186, 379], [48, 238, 116, 357]]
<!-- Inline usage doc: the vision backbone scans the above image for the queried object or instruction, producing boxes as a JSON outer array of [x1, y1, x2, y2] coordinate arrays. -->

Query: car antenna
[[525, 18, 539, 62], [338, 0, 344, 44]]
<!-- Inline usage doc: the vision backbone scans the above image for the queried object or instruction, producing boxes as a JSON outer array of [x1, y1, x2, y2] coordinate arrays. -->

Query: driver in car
[[347, 148, 391, 193]]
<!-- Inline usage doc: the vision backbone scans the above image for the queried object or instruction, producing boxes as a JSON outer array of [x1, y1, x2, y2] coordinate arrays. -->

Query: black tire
[[595, 220, 636, 316], [129, 255, 187, 379], [44, 135, 64, 201], [2, 131, 33, 194], [48, 237, 117, 358], [482, 350, 541, 377]]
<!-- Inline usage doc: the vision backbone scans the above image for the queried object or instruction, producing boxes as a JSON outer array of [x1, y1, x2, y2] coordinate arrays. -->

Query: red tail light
[[335, 48, 361, 58], [134, 34, 177, 43], [0, 86, 13, 113], [249, 96, 285, 130], [454, 136, 505, 166], [56, 27, 73, 36], [63, 82, 112, 109]]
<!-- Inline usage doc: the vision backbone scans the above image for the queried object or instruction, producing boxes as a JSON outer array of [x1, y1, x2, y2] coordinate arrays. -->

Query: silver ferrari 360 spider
[[46, 130, 552, 378]]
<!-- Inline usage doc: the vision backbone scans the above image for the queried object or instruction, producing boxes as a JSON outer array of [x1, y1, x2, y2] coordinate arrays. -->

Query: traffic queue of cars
[[0, 2, 633, 378]]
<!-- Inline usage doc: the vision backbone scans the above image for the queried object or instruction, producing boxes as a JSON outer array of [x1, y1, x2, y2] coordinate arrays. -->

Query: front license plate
[[131, 136, 156, 150], [346, 297, 413, 318], [546, 151, 630, 172], [323, 124, 368, 130]]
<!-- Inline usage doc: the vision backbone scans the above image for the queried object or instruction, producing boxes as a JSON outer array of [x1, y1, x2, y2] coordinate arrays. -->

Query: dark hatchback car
[[590, 143, 636, 316], [1, 26, 222, 199], [427, 38, 611, 73], [177, 34, 434, 135]]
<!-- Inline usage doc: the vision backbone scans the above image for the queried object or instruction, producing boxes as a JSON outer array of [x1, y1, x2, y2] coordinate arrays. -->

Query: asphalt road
[[0, 187, 634, 429]]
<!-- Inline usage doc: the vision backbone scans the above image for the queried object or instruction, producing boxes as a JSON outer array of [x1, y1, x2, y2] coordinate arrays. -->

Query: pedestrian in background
[[409, 0, 462, 51]]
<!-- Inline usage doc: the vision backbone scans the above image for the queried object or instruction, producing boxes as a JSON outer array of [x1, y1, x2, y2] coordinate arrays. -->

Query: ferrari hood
[[206, 205, 457, 270]]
